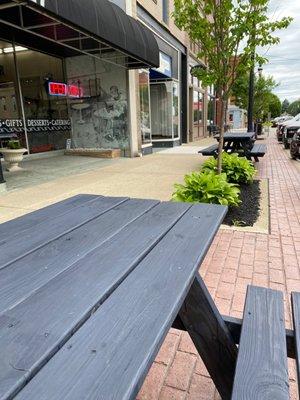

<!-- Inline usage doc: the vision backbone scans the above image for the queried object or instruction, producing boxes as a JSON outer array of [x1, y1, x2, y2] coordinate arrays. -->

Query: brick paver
[[137, 134, 300, 399]]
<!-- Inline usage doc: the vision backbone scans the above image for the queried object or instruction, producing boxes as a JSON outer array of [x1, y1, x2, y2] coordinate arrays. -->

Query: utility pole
[[247, 56, 255, 133]]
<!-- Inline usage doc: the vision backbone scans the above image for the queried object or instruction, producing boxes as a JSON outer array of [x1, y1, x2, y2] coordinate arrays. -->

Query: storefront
[[137, 5, 187, 151], [188, 61, 206, 141], [0, 0, 159, 158]]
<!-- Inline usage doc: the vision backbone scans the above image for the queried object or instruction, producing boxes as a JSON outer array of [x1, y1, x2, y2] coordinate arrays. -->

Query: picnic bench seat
[[246, 143, 267, 162], [198, 144, 219, 156], [175, 284, 300, 399]]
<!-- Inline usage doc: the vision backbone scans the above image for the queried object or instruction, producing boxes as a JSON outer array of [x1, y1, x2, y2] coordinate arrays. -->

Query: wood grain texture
[[291, 292, 300, 386], [0, 201, 192, 400], [179, 274, 237, 400], [0, 196, 128, 270], [0, 199, 159, 315], [232, 286, 289, 400], [0, 194, 97, 242], [14, 203, 226, 400]]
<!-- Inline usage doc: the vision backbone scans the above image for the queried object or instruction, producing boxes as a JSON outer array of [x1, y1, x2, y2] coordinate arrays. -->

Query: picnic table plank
[[232, 286, 289, 400], [0, 194, 98, 242], [0, 199, 158, 314], [291, 292, 300, 386], [13, 203, 227, 400], [215, 132, 255, 141], [0, 201, 191, 400], [0, 196, 128, 270]]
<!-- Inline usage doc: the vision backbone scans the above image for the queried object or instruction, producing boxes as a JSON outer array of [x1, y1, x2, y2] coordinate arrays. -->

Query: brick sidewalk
[[137, 134, 300, 400]]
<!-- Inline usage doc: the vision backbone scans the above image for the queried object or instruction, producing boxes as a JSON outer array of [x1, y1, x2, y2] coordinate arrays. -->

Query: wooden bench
[[231, 286, 289, 399], [175, 285, 300, 399], [198, 144, 219, 156], [246, 143, 267, 162]]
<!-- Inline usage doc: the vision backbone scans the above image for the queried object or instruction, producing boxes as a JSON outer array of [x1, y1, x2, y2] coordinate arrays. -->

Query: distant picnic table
[[0, 195, 298, 399], [199, 131, 266, 161]]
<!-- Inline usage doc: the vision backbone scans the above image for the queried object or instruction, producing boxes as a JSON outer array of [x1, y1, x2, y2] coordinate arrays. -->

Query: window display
[[17, 49, 70, 153], [150, 80, 179, 140], [66, 54, 129, 153]]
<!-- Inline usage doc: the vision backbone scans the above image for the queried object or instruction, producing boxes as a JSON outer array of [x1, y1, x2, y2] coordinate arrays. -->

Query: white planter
[[1, 148, 27, 172]]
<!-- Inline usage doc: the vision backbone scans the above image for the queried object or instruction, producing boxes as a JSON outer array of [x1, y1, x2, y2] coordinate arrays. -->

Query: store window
[[65, 54, 129, 154], [173, 82, 179, 139], [207, 85, 216, 127], [192, 90, 204, 140], [16, 49, 70, 153], [139, 70, 151, 144]]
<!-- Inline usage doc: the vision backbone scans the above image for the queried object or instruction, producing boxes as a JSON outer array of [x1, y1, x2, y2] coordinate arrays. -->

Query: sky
[[260, 0, 300, 103]]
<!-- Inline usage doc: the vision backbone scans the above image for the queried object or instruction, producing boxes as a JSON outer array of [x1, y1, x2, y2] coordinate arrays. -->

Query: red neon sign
[[48, 82, 82, 98], [68, 84, 82, 98], [48, 82, 67, 96]]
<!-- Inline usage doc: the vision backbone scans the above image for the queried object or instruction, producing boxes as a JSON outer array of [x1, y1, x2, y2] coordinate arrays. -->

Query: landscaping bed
[[223, 180, 261, 227]]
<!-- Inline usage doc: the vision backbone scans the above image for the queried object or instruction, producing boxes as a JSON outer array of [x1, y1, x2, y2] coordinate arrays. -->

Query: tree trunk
[[217, 98, 227, 174]]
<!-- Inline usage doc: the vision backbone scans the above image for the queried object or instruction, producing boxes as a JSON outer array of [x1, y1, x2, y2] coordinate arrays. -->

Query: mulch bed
[[223, 180, 261, 227]]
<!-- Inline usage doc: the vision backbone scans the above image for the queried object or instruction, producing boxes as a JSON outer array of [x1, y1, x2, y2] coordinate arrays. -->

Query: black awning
[[0, 0, 159, 69]]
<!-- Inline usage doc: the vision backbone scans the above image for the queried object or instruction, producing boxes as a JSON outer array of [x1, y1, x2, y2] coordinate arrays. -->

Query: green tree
[[173, 0, 292, 173], [232, 73, 278, 120], [268, 93, 281, 118], [287, 100, 300, 116], [281, 99, 290, 114]]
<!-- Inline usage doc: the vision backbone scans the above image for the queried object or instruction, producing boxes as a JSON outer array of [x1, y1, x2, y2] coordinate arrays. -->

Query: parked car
[[272, 115, 292, 128], [290, 128, 300, 159], [277, 114, 300, 142], [283, 124, 300, 149]]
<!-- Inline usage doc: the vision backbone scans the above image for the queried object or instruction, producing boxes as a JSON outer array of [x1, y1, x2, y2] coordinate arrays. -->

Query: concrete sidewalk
[[0, 148, 206, 223]]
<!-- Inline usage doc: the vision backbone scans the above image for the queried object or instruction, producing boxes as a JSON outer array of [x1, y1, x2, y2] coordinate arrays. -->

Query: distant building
[[228, 105, 247, 130]]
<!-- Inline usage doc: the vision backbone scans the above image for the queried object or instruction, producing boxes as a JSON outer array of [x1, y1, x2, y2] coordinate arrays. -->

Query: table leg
[[178, 274, 237, 400]]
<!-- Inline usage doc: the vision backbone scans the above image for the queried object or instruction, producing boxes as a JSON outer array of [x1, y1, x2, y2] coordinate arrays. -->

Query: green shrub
[[7, 140, 22, 150], [201, 152, 256, 184], [172, 171, 241, 206]]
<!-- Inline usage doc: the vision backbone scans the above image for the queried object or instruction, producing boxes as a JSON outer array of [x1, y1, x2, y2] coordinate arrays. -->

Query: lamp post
[[247, 65, 263, 133]]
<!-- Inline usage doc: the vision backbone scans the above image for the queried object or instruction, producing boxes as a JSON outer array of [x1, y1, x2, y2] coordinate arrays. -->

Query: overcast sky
[[260, 0, 300, 103]]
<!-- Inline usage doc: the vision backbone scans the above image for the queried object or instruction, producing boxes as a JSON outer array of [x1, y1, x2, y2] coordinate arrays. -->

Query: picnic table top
[[0, 194, 227, 400], [215, 132, 256, 141]]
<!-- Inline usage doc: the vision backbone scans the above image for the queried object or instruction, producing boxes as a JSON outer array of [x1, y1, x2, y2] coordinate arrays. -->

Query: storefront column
[[125, 0, 140, 157], [13, 41, 30, 154], [128, 70, 140, 157]]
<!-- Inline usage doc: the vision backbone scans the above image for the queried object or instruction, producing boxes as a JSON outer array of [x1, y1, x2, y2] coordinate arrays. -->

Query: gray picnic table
[[199, 132, 267, 161], [0, 194, 298, 400]]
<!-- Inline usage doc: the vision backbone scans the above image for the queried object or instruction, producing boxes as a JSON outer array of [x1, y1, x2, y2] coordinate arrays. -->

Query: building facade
[[0, 0, 212, 162]]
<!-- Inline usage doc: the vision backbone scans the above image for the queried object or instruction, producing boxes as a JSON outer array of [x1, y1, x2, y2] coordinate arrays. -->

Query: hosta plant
[[172, 171, 241, 206], [201, 152, 256, 184]]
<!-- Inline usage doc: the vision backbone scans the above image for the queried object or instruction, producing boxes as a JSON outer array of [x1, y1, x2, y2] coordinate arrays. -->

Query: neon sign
[[68, 84, 82, 98], [48, 82, 82, 98], [48, 82, 67, 97]]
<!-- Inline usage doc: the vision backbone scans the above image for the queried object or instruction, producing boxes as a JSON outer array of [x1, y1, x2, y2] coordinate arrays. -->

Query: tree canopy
[[232, 73, 280, 120], [281, 99, 290, 114], [173, 0, 292, 172], [287, 100, 300, 116]]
